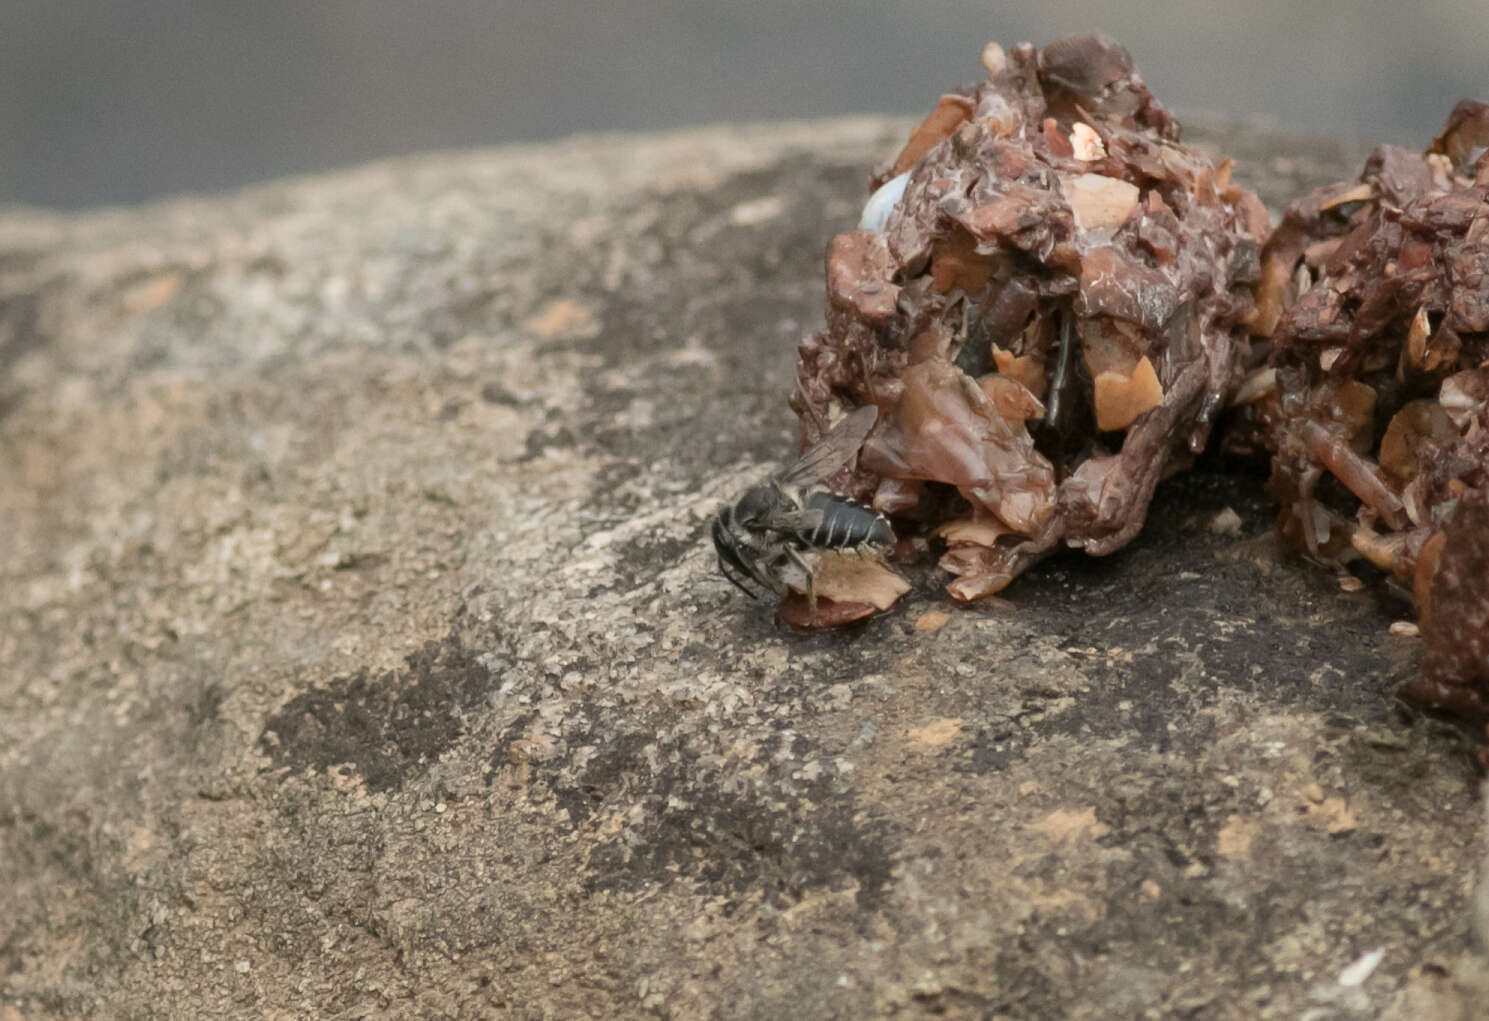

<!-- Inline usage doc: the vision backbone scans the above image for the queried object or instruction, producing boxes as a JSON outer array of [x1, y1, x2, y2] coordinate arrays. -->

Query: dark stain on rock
[[583, 756, 895, 913], [516, 421, 582, 463], [0, 290, 46, 418], [479, 382, 529, 408], [259, 637, 496, 792], [549, 728, 653, 825], [484, 709, 539, 785], [1000, 468, 1408, 756], [961, 724, 1031, 774], [509, 702, 896, 911], [0, 291, 43, 372], [610, 532, 698, 595], [187, 683, 224, 728]]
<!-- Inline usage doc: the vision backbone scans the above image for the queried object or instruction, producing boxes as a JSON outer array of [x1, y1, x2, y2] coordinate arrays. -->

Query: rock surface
[[1, 118, 1487, 1019]]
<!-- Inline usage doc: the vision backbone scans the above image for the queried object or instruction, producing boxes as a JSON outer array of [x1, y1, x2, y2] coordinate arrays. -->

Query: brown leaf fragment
[[1405, 305, 1432, 368], [1448, 213, 1489, 332], [1042, 118, 1075, 159], [893, 94, 974, 175], [956, 186, 1074, 258], [1333, 381, 1377, 443], [1379, 401, 1455, 487], [778, 594, 878, 630], [940, 542, 1029, 602], [1093, 355, 1163, 432], [809, 552, 910, 611], [1428, 99, 1489, 174], [929, 226, 996, 294], [977, 373, 1045, 422], [776, 551, 910, 631], [934, 513, 1009, 547], [1062, 173, 1140, 232], [826, 230, 901, 325], [992, 346, 1047, 399], [1319, 182, 1375, 211], [875, 359, 1056, 535], [1076, 245, 1180, 331], [872, 477, 922, 515], [1350, 529, 1407, 574]]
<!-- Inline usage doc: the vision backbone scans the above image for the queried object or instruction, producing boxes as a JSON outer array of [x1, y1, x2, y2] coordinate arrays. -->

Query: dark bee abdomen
[[800, 492, 894, 552]]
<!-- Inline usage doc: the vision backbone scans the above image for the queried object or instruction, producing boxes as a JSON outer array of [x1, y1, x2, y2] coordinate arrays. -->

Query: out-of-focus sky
[[2, 0, 1483, 209]]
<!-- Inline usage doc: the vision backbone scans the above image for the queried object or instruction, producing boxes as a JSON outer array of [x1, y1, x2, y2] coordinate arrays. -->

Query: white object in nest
[[858, 172, 911, 233]]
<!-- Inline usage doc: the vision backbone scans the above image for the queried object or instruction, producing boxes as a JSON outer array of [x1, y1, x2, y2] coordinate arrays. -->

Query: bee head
[[733, 484, 777, 525], [712, 513, 761, 598]]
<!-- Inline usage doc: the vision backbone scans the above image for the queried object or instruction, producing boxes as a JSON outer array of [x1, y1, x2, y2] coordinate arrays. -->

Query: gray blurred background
[[2, 0, 1484, 209]]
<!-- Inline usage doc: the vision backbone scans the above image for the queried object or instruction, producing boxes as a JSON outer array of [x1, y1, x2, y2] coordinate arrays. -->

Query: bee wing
[[779, 405, 879, 487], [756, 503, 824, 536]]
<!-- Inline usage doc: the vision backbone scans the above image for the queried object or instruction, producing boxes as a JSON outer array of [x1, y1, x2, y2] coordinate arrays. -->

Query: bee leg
[[785, 547, 817, 613], [717, 553, 761, 600]]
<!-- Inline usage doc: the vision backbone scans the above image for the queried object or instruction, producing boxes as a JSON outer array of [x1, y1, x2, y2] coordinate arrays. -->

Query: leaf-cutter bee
[[712, 406, 895, 604]]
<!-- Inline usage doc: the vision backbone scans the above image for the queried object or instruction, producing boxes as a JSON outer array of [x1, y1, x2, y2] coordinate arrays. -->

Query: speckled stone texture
[[2, 118, 1487, 1020]]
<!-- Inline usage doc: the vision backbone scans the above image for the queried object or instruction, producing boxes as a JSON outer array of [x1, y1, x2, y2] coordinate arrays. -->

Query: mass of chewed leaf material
[[1244, 100, 1489, 737], [791, 34, 1269, 600]]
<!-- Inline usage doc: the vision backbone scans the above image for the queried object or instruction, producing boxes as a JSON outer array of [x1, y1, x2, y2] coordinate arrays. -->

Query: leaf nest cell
[[790, 33, 1267, 600], [778, 554, 910, 629], [1241, 100, 1489, 752]]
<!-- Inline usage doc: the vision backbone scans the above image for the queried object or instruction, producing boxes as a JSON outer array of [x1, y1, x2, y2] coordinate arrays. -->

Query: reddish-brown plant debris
[[1245, 100, 1489, 749], [777, 552, 911, 630], [791, 34, 1268, 600]]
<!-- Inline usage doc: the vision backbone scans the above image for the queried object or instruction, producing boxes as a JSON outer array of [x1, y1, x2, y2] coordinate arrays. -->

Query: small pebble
[[1337, 575, 1364, 593], [1209, 507, 1243, 537], [1388, 621, 1420, 637], [1337, 948, 1385, 987]]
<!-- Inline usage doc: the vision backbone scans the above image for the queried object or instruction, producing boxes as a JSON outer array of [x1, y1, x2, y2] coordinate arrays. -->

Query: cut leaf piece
[[1093, 355, 1163, 431]]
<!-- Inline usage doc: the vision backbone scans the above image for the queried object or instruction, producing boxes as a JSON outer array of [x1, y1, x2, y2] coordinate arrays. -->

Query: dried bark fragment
[[791, 34, 1265, 599], [1246, 103, 1489, 746]]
